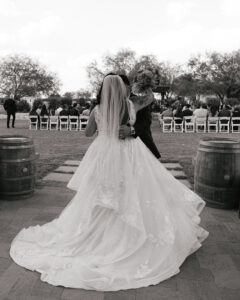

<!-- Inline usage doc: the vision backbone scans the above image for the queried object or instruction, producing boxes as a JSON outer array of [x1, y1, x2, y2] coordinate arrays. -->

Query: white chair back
[[69, 116, 79, 131], [29, 115, 38, 130], [49, 116, 59, 130], [79, 115, 89, 131], [219, 117, 230, 133], [207, 117, 219, 133], [195, 117, 207, 133], [231, 117, 240, 133], [184, 116, 195, 133], [40, 116, 49, 130], [162, 117, 173, 133], [59, 115, 69, 131], [173, 117, 183, 133]]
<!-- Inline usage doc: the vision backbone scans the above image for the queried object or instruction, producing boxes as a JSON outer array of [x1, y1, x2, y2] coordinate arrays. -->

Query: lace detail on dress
[[134, 259, 151, 279]]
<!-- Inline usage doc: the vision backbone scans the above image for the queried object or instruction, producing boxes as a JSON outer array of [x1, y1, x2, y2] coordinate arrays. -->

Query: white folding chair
[[162, 117, 173, 133], [158, 114, 163, 129], [29, 115, 38, 130], [207, 117, 219, 133], [69, 116, 79, 131], [184, 116, 195, 133], [49, 116, 59, 130], [173, 117, 183, 133], [40, 116, 49, 130], [219, 117, 230, 133], [196, 117, 207, 133], [231, 117, 240, 133], [79, 115, 89, 131], [59, 116, 69, 131]]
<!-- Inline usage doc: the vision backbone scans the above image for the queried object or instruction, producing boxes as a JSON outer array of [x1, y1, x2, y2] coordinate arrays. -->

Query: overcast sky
[[0, 0, 240, 93]]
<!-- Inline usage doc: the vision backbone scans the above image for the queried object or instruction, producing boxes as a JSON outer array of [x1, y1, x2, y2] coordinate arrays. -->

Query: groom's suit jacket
[[133, 104, 161, 159]]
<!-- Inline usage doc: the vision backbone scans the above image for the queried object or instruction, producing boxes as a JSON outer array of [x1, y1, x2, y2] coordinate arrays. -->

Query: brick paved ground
[[0, 119, 240, 299]]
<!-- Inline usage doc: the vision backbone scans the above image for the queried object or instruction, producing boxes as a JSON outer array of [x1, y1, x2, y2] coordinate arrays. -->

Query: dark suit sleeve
[[14, 101, 17, 112], [3, 101, 8, 111]]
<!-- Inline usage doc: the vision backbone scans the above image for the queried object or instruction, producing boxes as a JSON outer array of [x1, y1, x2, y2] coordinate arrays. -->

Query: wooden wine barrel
[[0, 135, 39, 198], [194, 137, 240, 209]]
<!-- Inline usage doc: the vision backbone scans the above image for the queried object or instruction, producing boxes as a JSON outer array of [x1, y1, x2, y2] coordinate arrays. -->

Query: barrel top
[[0, 135, 33, 144], [199, 137, 240, 150]]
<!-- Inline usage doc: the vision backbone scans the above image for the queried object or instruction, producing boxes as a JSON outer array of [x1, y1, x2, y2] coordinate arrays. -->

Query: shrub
[[206, 97, 220, 108], [48, 97, 61, 111], [16, 100, 31, 113], [76, 98, 87, 106], [225, 98, 240, 107], [60, 97, 72, 107]]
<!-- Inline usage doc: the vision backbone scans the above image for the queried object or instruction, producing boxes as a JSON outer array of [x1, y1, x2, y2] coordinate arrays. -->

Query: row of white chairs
[[29, 115, 89, 131], [160, 116, 240, 133]]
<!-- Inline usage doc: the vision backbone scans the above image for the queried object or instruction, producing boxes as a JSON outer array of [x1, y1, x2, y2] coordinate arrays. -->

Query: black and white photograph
[[0, 0, 240, 299]]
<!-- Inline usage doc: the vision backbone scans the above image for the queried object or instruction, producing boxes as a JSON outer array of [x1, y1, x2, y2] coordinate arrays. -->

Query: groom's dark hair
[[119, 74, 130, 87], [96, 73, 130, 105]]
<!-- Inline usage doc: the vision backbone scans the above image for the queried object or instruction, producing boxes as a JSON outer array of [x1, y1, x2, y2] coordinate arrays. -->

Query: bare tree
[[86, 49, 136, 92], [188, 50, 240, 103], [86, 49, 180, 96], [0, 54, 61, 100]]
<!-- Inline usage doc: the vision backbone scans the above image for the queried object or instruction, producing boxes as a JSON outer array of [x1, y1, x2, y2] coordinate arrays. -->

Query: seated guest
[[208, 105, 219, 117], [55, 105, 63, 116], [77, 104, 84, 114], [232, 105, 240, 117], [59, 104, 69, 116], [193, 103, 208, 118], [161, 103, 173, 118], [182, 104, 193, 117], [82, 102, 91, 116], [218, 104, 231, 117], [29, 108, 38, 116], [36, 105, 42, 116], [40, 104, 49, 116], [29, 108, 40, 128], [69, 103, 80, 116], [174, 106, 183, 123]]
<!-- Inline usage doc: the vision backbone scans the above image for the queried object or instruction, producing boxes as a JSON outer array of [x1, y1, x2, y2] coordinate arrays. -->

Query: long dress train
[[10, 105, 208, 291]]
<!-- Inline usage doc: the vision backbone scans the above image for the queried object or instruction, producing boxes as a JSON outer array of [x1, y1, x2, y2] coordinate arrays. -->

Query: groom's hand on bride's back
[[119, 125, 132, 140]]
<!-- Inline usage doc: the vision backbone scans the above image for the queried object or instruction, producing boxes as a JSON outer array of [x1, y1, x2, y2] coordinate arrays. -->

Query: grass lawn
[[0, 118, 239, 183]]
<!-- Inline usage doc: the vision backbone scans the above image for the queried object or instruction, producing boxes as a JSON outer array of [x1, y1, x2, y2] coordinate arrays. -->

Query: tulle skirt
[[10, 135, 208, 291]]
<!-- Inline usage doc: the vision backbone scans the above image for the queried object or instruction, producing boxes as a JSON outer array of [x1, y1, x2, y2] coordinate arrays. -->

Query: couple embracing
[[10, 73, 208, 291]]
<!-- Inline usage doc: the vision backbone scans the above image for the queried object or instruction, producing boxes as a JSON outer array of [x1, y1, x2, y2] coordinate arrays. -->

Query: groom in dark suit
[[119, 75, 161, 159]]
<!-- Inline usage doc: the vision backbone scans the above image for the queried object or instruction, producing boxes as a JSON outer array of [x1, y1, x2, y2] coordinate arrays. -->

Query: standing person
[[4, 98, 17, 128], [10, 75, 208, 291]]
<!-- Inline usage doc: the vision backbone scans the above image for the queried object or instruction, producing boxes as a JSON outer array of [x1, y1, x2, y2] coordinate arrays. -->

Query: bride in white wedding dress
[[10, 75, 208, 291]]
